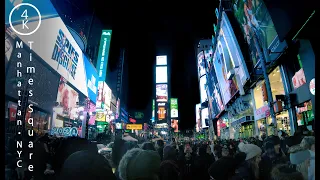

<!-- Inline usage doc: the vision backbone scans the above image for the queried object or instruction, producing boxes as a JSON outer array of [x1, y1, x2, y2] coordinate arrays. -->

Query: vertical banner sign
[[96, 30, 112, 81], [117, 49, 124, 96], [152, 99, 155, 121], [170, 98, 178, 118]]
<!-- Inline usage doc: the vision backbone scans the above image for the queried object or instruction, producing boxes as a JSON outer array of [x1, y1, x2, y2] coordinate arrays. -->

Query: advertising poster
[[219, 12, 250, 87], [201, 108, 209, 128], [96, 81, 111, 110], [199, 75, 207, 103], [232, 0, 287, 64], [104, 84, 112, 111], [54, 77, 79, 120], [170, 98, 178, 118], [152, 99, 155, 122], [195, 104, 201, 132], [156, 66, 168, 83], [5, 45, 60, 112], [96, 30, 112, 81], [6, 1, 89, 98], [95, 110, 106, 122], [197, 51, 206, 78], [213, 43, 239, 105], [158, 106, 167, 121], [171, 119, 179, 132], [156, 56, 167, 65], [156, 84, 168, 102], [88, 102, 96, 125], [83, 55, 98, 103]]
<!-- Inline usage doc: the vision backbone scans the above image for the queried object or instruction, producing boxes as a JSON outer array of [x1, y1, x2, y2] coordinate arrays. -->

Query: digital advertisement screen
[[96, 81, 111, 110], [156, 66, 168, 83], [170, 98, 178, 118], [156, 55, 167, 65], [195, 104, 201, 132], [197, 51, 206, 78], [156, 84, 168, 102], [88, 102, 96, 125], [5, 42, 60, 112], [152, 99, 155, 122], [219, 12, 250, 87], [171, 119, 179, 132], [213, 41, 239, 105], [232, 0, 287, 65], [104, 84, 112, 111], [83, 54, 98, 103], [199, 75, 207, 103], [157, 106, 167, 121], [96, 30, 112, 81], [201, 108, 209, 128], [54, 77, 79, 120], [95, 109, 106, 122]]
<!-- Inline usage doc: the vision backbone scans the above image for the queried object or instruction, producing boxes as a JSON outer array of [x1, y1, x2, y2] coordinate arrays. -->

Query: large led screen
[[232, 0, 287, 65], [170, 98, 178, 118], [152, 99, 155, 122], [197, 51, 206, 78], [156, 55, 167, 65], [104, 84, 112, 111], [156, 84, 168, 102], [156, 66, 168, 83], [171, 119, 179, 132], [213, 39, 239, 105], [157, 106, 167, 121], [96, 81, 111, 110], [54, 77, 79, 120], [219, 12, 250, 87], [96, 30, 112, 81], [5, 43, 60, 112], [199, 75, 207, 103], [195, 104, 201, 132], [201, 108, 209, 128]]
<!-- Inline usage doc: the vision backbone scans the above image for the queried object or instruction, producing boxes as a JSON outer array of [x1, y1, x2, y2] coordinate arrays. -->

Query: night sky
[[93, 0, 219, 129]]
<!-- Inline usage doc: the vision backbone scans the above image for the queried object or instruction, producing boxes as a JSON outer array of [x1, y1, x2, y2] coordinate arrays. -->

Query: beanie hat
[[238, 142, 262, 161], [290, 150, 310, 165], [118, 148, 160, 180], [300, 136, 315, 150], [59, 150, 116, 180], [264, 141, 275, 150]]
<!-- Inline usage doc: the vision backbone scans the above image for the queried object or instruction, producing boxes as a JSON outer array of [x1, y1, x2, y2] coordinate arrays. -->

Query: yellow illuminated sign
[[126, 124, 143, 130]]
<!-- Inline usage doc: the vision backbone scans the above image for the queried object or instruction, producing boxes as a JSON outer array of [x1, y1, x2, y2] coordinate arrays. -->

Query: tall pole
[[252, 33, 277, 135]]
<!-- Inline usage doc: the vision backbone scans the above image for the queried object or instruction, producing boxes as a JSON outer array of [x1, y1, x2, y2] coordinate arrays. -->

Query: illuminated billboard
[[195, 103, 201, 132], [156, 55, 167, 65], [152, 99, 155, 122], [157, 106, 167, 121], [201, 108, 209, 128], [96, 81, 111, 110], [197, 51, 206, 78], [199, 75, 207, 103], [170, 98, 178, 118], [232, 0, 287, 65], [96, 30, 112, 81], [156, 84, 168, 102], [156, 66, 168, 83], [171, 119, 179, 132]]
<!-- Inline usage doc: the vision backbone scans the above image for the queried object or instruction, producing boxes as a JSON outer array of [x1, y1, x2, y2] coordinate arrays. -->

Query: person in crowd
[[208, 156, 238, 180], [59, 150, 116, 180], [288, 145, 310, 180], [233, 142, 262, 180], [271, 164, 304, 180], [118, 148, 161, 180], [300, 136, 315, 180], [141, 142, 156, 151], [112, 138, 129, 179], [155, 140, 164, 161], [234, 152, 247, 168], [160, 145, 181, 180], [221, 145, 230, 157], [193, 144, 214, 180]]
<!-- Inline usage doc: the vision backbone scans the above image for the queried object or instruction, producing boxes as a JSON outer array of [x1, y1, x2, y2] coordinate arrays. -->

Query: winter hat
[[208, 157, 237, 180], [59, 150, 116, 180], [118, 148, 160, 180], [264, 141, 275, 151], [238, 142, 262, 161], [290, 150, 310, 165], [300, 136, 315, 150]]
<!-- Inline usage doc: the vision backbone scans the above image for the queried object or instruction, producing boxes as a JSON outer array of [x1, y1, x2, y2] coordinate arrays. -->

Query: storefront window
[[254, 66, 285, 109]]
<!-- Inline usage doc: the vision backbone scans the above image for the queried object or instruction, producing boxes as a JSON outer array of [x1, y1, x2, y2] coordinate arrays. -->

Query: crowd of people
[[4, 130, 315, 180]]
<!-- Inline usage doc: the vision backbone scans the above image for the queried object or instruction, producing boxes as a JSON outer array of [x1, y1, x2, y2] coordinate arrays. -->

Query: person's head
[[221, 146, 229, 157], [208, 156, 238, 180], [271, 164, 304, 180], [198, 144, 207, 156], [288, 145, 310, 180], [238, 142, 262, 178], [111, 138, 127, 167], [59, 150, 116, 180], [300, 136, 315, 152], [163, 145, 177, 161], [234, 152, 247, 167], [118, 148, 160, 180], [141, 142, 156, 151], [269, 135, 281, 154], [264, 141, 276, 155]]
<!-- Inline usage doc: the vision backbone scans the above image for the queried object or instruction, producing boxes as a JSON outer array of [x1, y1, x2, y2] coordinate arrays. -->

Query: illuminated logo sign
[[87, 74, 97, 95], [158, 103, 165, 106], [126, 124, 143, 130], [96, 30, 112, 81], [52, 29, 79, 79]]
